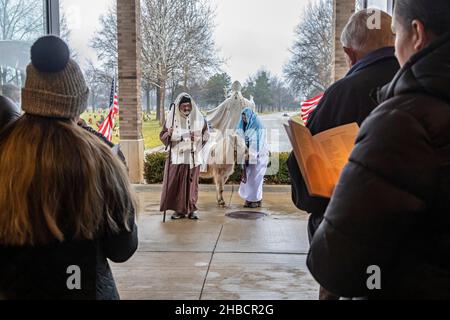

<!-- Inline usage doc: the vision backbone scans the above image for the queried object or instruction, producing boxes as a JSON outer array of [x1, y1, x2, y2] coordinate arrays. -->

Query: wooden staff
[[186, 118, 195, 216], [163, 103, 176, 223]]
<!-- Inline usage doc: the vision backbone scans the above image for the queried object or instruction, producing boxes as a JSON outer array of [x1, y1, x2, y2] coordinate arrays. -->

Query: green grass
[[81, 110, 298, 150], [142, 115, 163, 149], [80, 111, 163, 150]]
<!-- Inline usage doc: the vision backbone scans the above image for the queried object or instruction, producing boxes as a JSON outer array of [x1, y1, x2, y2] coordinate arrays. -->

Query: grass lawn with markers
[[80, 111, 163, 150]]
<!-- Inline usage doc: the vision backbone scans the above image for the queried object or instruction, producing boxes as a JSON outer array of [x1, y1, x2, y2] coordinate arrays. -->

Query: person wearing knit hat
[[23, 36, 127, 164], [21, 35, 89, 119], [0, 36, 137, 300]]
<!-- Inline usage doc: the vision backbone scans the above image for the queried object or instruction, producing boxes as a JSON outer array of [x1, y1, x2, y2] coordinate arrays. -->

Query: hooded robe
[[160, 93, 210, 214], [236, 108, 269, 203]]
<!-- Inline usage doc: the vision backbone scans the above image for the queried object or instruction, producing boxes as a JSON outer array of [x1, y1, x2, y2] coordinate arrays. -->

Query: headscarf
[[166, 92, 207, 168], [236, 107, 266, 154]]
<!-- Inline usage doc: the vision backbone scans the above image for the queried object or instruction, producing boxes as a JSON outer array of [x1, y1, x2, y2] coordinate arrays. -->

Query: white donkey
[[200, 130, 247, 207], [201, 81, 256, 206]]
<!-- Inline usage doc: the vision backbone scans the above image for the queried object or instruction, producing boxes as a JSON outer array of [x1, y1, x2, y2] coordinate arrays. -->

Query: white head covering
[[206, 81, 256, 134], [166, 93, 207, 169], [231, 81, 242, 92]]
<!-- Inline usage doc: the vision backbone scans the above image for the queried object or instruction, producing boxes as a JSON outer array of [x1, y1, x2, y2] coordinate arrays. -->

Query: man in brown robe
[[160, 93, 209, 220]]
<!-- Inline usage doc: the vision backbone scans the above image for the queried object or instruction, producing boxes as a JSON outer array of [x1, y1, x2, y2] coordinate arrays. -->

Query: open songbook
[[284, 119, 359, 198]]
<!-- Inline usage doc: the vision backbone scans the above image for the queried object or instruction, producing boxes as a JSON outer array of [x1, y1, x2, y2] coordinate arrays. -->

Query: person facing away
[[289, 9, 400, 241], [287, 9, 399, 300], [236, 108, 269, 209], [0, 36, 138, 300], [0, 96, 20, 132], [307, 0, 450, 299], [160, 93, 210, 220]]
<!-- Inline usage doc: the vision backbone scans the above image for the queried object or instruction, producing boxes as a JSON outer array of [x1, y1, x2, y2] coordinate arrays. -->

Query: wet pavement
[[110, 184, 319, 300]]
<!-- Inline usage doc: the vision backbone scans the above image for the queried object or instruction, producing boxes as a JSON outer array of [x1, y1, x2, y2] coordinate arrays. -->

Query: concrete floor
[[110, 184, 319, 300]]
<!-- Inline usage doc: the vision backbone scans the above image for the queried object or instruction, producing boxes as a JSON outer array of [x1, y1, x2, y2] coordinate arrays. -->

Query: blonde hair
[[0, 114, 136, 246], [341, 9, 395, 55]]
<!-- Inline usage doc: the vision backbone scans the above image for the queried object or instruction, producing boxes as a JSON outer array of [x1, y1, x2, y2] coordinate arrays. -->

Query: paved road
[[260, 112, 296, 153]]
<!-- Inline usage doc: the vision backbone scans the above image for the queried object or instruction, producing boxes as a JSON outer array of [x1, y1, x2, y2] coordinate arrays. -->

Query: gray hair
[[341, 9, 394, 54]]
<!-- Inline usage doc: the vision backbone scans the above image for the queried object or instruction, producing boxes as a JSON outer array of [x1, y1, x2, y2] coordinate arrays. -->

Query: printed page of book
[[312, 122, 360, 192], [288, 120, 331, 198]]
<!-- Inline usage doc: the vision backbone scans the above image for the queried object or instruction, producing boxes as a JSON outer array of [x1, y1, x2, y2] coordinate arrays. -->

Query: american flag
[[301, 93, 324, 125], [98, 78, 119, 141]]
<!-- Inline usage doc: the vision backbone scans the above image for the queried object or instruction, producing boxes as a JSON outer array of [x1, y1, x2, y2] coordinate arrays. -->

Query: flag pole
[[163, 103, 176, 223]]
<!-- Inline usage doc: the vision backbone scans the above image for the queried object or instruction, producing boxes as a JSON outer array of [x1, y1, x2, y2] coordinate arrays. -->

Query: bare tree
[[140, 0, 220, 125], [284, 0, 334, 98], [0, 0, 43, 41], [90, 6, 118, 73], [178, 0, 221, 90], [85, 60, 114, 112], [0, 0, 44, 94], [270, 76, 297, 112], [91, 0, 220, 126]]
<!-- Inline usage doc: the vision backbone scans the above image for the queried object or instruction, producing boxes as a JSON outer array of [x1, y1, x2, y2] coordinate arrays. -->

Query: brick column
[[117, 0, 144, 183], [333, 0, 356, 81]]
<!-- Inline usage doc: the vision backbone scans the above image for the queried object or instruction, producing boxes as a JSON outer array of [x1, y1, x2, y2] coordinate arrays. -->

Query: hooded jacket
[[307, 33, 450, 299]]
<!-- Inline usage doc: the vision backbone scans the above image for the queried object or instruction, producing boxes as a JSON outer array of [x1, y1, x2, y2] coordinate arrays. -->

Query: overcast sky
[[211, 0, 309, 82], [61, 0, 310, 83]]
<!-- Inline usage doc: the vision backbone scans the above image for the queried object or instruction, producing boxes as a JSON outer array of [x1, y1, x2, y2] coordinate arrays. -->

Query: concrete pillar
[[117, 0, 144, 184], [333, 0, 356, 81]]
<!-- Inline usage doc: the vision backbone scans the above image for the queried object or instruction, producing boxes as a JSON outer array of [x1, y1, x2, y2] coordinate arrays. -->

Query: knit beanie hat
[[21, 36, 89, 119]]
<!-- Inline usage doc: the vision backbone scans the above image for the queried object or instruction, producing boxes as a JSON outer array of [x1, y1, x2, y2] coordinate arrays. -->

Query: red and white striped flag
[[301, 93, 324, 125], [98, 78, 119, 141]]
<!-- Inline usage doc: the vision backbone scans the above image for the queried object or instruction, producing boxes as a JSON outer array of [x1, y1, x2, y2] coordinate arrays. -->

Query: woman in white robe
[[236, 108, 269, 208]]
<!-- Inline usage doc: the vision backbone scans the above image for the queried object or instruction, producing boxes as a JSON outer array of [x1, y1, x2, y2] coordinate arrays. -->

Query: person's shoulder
[[312, 77, 357, 114], [320, 71, 368, 101], [323, 77, 349, 97], [370, 93, 450, 136], [343, 56, 399, 86], [319, 57, 398, 108], [81, 125, 115, 148], [375, 91, 449, 117], [354, 93, 441, 150]]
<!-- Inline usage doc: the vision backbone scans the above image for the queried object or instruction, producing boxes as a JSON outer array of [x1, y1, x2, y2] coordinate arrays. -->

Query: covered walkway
[[111, 185, 319, 300]]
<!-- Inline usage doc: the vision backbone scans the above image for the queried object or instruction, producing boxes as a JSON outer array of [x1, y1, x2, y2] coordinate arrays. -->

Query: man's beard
[[182, 111, 191, 117]]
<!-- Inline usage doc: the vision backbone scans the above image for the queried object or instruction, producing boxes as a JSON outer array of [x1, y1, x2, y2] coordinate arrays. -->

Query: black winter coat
[[287, 47, 400, 218], [0, 216, 138, 300], [307, 33, 450, 299], [0, 123, 137, 300]]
